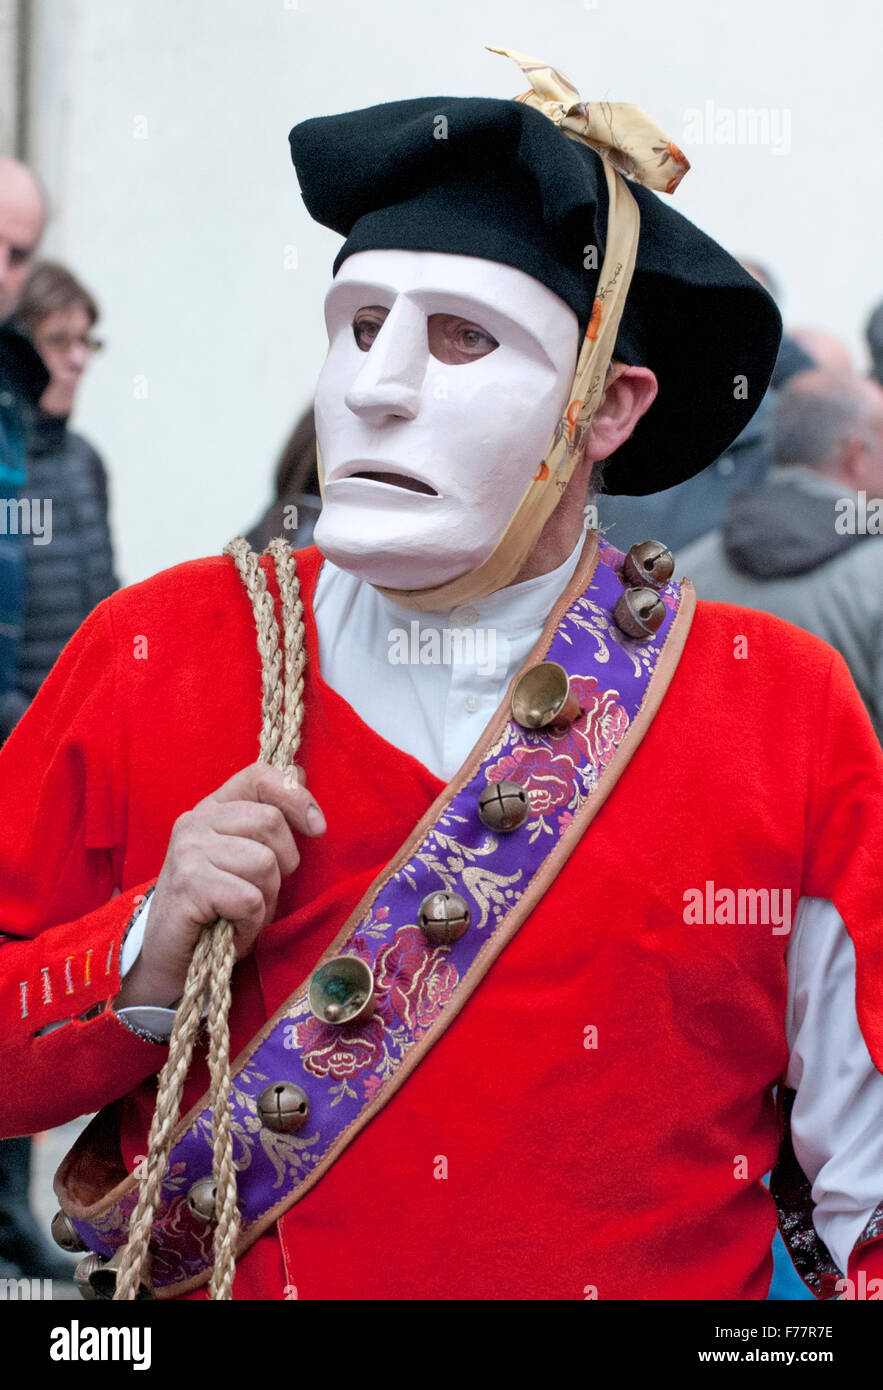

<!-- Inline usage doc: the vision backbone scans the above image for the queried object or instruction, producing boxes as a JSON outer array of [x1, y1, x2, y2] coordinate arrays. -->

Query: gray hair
[[771, 371, 878, 469]]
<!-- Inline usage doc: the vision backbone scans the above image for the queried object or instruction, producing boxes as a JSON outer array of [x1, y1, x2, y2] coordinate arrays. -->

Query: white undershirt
[[120, 537, 883, 1275]]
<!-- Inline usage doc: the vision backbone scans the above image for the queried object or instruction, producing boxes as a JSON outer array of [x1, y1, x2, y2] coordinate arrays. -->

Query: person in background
[[1, 260, 119, 745], [595, 258, 814, 553], [679, 369, 883, 742], [244, 403, 321, 553], [790, 328, 853, 374], [739, 260, 817, 390], [0, 157, 48, 719], [0, 165, 76, 1286], [865, 299, 883, 389], [0, 158, 45, 324]]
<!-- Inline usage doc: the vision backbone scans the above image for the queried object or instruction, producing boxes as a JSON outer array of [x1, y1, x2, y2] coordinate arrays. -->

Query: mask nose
[[344, 296, 427, 425]]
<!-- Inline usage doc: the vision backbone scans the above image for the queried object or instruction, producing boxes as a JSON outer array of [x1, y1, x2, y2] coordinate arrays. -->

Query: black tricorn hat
[[289, 95, 782, 497]]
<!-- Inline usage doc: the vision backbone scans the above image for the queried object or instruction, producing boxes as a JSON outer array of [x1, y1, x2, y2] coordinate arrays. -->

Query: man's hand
[[114, 762, 325, 1009]]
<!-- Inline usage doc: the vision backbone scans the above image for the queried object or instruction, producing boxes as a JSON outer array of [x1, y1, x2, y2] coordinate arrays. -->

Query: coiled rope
[[113, 535, 305, 1300]]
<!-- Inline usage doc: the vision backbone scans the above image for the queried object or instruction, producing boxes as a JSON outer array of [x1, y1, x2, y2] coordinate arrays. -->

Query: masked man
[[1, 49, 882, 1302]]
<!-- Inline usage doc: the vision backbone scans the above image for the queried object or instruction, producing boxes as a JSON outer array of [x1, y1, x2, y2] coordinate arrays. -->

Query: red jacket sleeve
[[804, 649, 883, 1073], [0, 594, 168, 1137]]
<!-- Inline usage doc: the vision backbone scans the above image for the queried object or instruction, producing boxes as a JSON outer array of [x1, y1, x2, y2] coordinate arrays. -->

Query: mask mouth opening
[[348, 469, 439, 497]]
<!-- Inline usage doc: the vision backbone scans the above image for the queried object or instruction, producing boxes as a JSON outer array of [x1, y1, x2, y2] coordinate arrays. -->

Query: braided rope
[[267, 537, 306, 767], [113, 535, 305, 1300]]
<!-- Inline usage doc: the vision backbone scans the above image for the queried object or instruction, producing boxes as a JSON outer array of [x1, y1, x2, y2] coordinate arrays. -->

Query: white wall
[[27, 0, 883, 585], [0, 0, 20, 153]]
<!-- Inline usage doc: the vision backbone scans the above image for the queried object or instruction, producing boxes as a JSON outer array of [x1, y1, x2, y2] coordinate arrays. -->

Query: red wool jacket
[[0, 545, 882, 1300]]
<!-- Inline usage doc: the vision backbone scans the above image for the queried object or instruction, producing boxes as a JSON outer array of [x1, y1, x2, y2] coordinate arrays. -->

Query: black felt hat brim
[[607, 182, 783, 495], [289, 95, 782, 497]]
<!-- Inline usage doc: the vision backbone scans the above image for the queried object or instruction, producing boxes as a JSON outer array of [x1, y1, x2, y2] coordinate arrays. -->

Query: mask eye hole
[[427, 314, 499, 366], [352, 306, 389, 351], [351, 305, 499, 365]]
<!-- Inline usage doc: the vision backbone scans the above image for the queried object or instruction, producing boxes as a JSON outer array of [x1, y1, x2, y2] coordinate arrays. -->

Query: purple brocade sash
[[56, 534, 696, 1296]]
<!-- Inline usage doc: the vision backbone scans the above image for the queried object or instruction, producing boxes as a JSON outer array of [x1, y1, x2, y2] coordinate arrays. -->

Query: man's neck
[[508, 501, 590, 586]]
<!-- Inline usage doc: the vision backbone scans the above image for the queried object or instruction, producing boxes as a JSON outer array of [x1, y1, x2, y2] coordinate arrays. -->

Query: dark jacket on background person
[[678, 465, 883, 740], [596, 334, 816, 553], [770, 332, 817, 391], [0, 408, 119, 742], [596, 388, 776, 552], [244, 492, 321, 554], [0, 321, 49, 705]]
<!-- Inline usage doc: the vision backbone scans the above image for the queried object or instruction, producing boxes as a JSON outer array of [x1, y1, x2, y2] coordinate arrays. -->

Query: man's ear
[[582, 365, 658, 465], [839, 435, 871, 490]]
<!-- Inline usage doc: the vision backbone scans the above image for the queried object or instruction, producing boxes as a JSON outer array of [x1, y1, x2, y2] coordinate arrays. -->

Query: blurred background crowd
[[0, 0, 880, 1303]]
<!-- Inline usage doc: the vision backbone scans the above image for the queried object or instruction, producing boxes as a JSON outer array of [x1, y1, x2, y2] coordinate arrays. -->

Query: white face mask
[[313, 249, 579, 591]]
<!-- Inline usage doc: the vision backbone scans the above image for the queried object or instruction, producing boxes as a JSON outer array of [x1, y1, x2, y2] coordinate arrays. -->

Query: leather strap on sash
[[55, 533, 696, 1296]]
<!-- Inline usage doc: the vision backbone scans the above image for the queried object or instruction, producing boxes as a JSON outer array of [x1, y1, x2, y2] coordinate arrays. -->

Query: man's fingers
[[203, 833, 285, 895], [194, 803, 300, 878], [195, 866, 269, 941], [200, 762, 326, 836]]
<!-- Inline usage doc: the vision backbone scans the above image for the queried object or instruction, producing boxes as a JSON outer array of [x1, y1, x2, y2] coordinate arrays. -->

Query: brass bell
[[417, 891, 470, 945], [50, 1208, 88, 1253], [73, 1251, 103, 1300], [186, 1176, 218, 1223], [478, 780, 530, 832], [308, 956, 375, 1025], [614, 586, 666, 639], [88, 1247, 154, 1301], [622, 539, 675, 590], [510, 661, 581, 731], [257, 1081, 311, 1134]]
